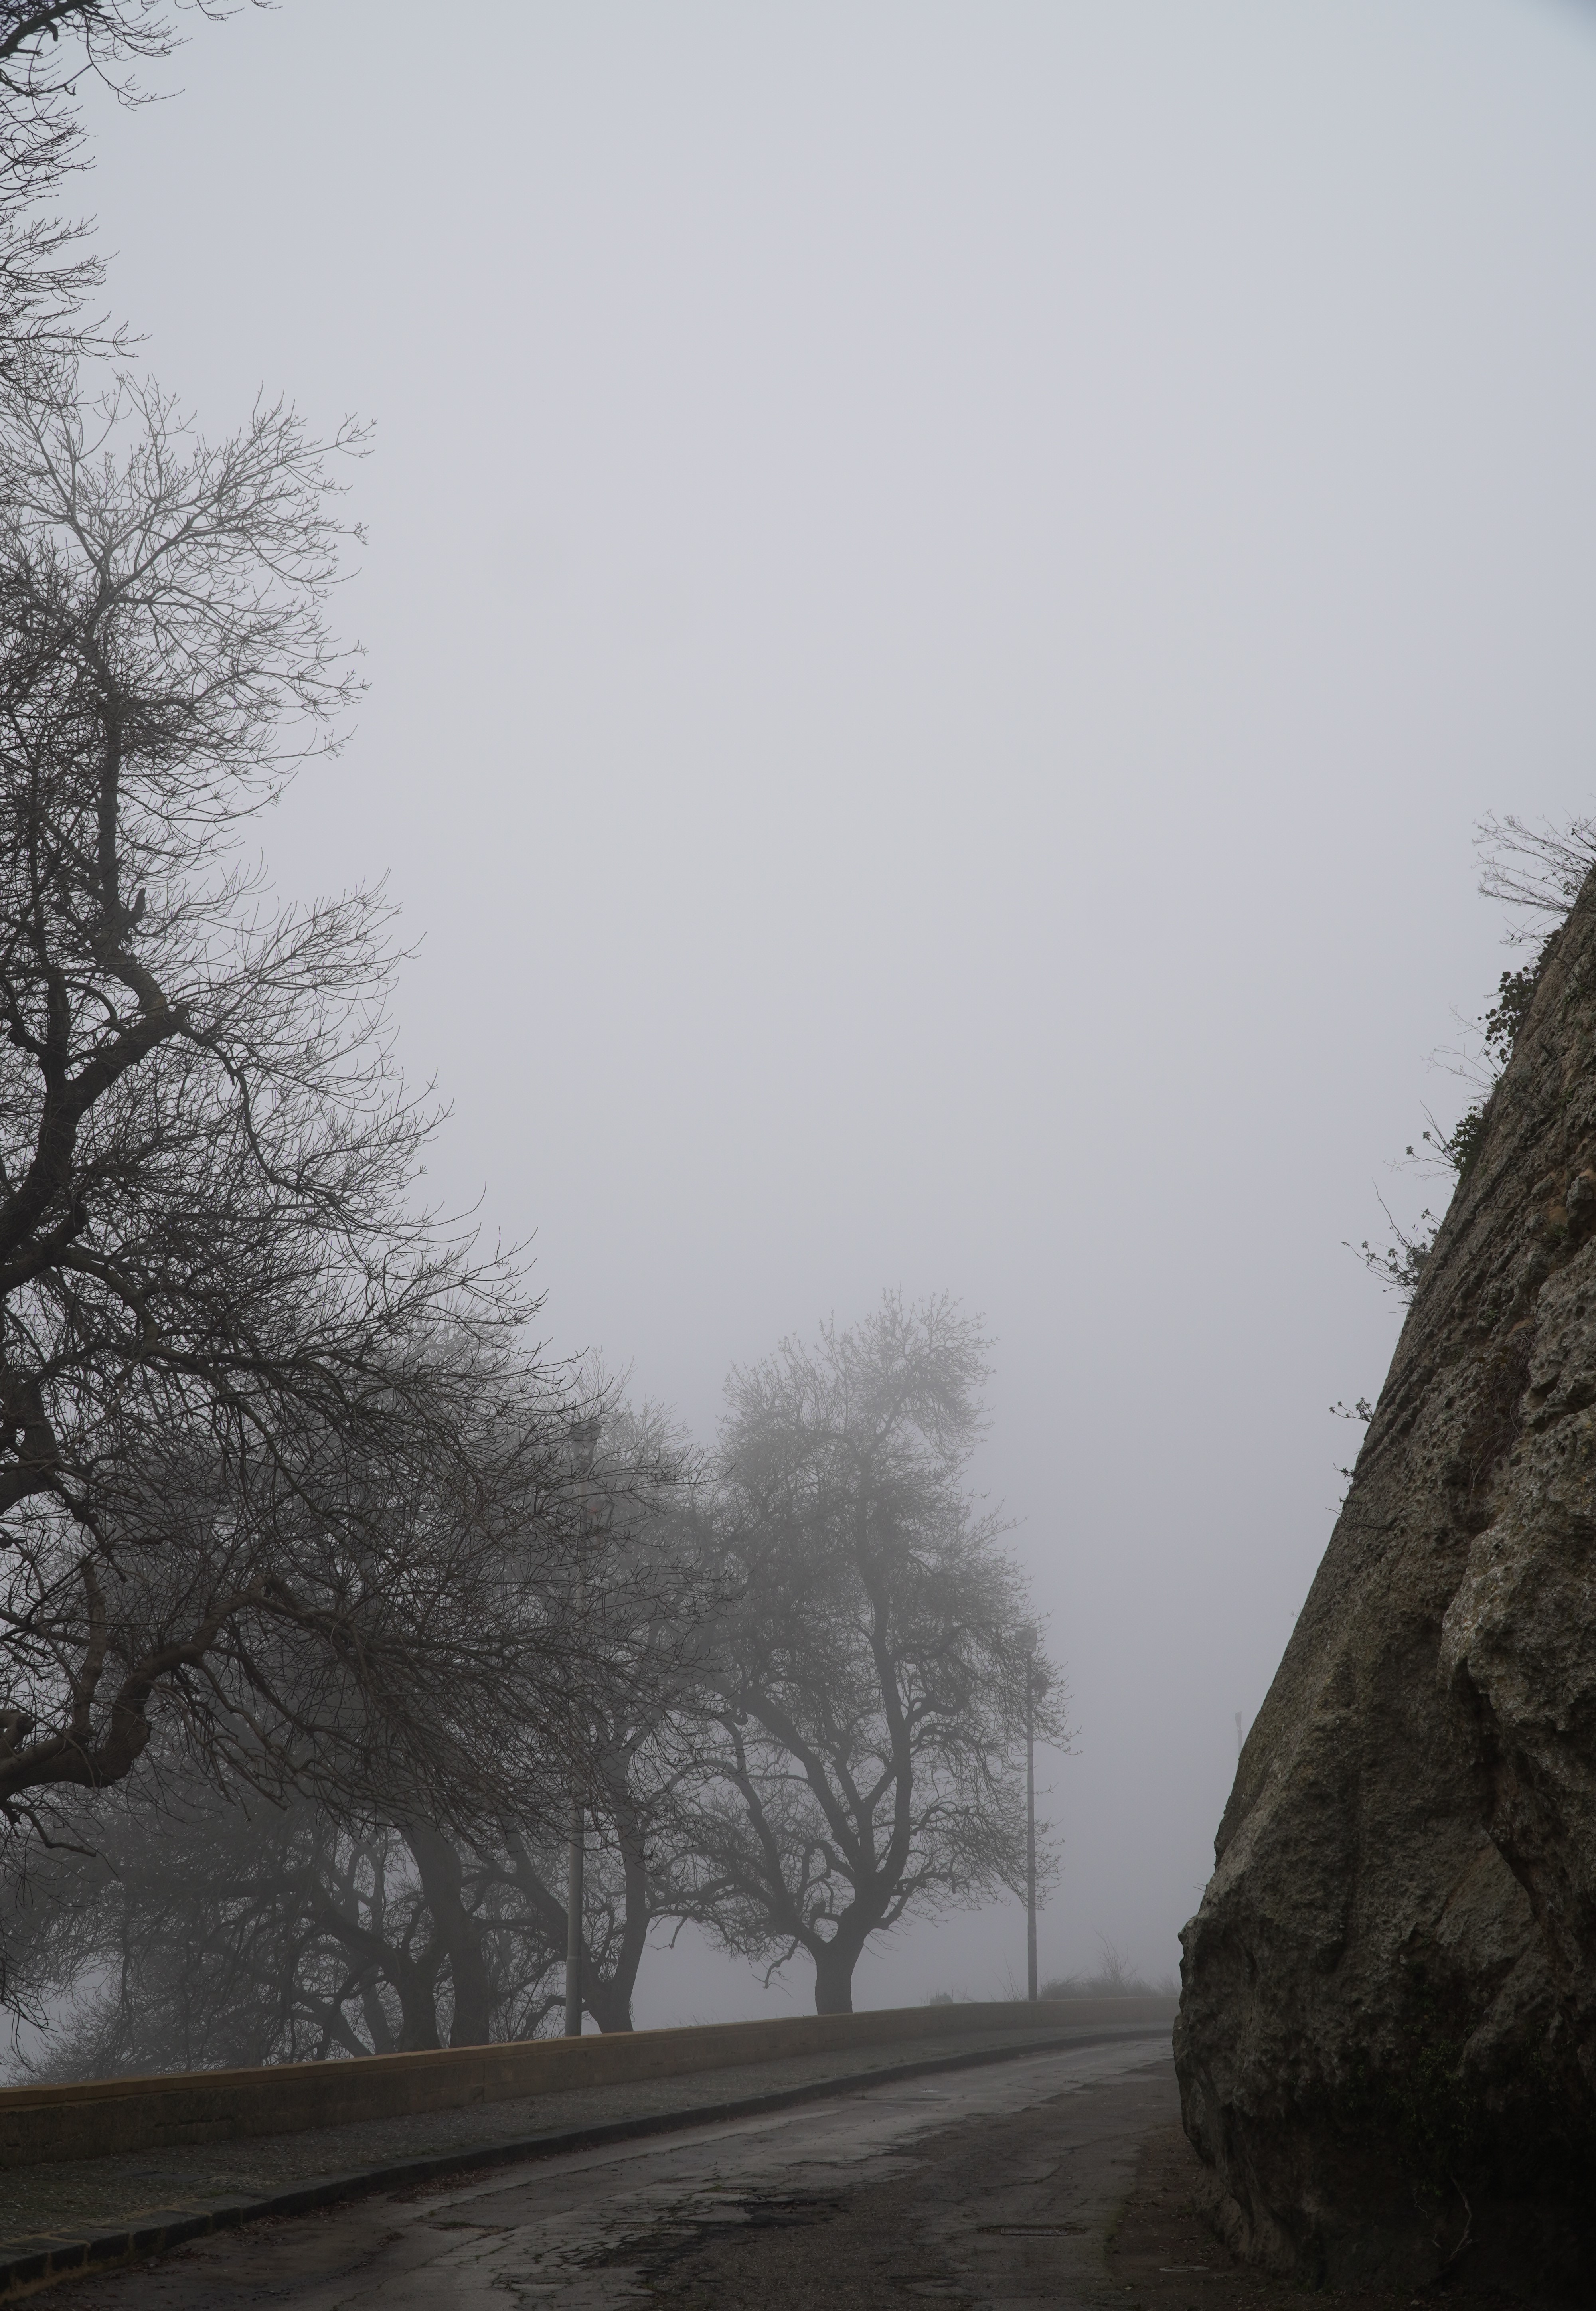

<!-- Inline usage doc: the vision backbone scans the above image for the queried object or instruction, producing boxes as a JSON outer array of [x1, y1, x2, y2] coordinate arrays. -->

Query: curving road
[[52, 2032, 1176, 2308]]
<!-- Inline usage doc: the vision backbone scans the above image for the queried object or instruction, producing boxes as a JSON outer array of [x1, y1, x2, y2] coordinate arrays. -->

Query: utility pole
[[564, 1416, 602, 2039], [1020, 1626, 1047, 2001]]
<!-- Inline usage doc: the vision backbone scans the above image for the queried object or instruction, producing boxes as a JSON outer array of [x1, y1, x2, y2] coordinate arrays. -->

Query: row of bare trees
[[6, 1296, 1067, 2064], [0, 5, 1066, 2071]]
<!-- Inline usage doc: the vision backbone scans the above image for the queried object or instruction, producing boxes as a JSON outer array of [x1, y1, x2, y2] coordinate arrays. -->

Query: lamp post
[[1019, 1625, 1048, 2002], [564, 1416, 602, 2039]]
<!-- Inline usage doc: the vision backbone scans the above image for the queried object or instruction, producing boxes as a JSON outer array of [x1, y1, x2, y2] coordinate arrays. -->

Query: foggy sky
[[71, 0, 1596, 2020]]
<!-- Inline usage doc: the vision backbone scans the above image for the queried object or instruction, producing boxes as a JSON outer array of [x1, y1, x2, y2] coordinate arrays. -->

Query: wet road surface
[[53, 2033, 1175, 2307]]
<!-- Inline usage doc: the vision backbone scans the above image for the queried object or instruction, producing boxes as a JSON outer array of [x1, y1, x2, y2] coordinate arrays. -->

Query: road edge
[[0, 2025, 1172, 2301]]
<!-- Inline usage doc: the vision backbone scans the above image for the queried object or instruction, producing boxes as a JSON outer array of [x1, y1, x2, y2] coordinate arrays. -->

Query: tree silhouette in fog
[[676, 1294, 1068, 2015]]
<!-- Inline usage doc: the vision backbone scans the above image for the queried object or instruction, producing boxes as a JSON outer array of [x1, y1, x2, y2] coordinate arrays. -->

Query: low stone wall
[[0, 1997, 1173, 2171]]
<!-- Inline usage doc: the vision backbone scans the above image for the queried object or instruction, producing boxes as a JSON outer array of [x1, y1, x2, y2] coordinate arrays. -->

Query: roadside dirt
[[1105, 2123, 1521, 2311]]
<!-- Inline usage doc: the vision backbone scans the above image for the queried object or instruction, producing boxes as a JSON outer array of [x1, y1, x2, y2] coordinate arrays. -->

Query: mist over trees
[[0, 4, 1066, 2072], [675, 1300, 1065, 2015], [6, 1302, 1065, 2064]]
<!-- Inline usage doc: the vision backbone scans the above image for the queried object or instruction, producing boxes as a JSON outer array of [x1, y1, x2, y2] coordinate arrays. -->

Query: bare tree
[[483, 1404, 723, 2033], [0, 4, 241, 373], [4, 1324, 1068, 2058], [6, 1782, 569, 2075], [2, 1396, 729, 2054], [488, 1732, 666, 2036], [0, 2, 630, 2039], [677, 1294, 1069, 2015], [1475, 810, 1596, 925], [0, 355, 568, 1863]]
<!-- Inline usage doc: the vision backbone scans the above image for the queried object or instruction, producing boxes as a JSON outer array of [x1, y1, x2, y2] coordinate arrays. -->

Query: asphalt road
[[51, 2033, 1177, 2309]]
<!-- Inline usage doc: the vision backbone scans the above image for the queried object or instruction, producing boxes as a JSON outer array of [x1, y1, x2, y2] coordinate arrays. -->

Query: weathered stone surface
[[1177, 885, 1596, 2297]]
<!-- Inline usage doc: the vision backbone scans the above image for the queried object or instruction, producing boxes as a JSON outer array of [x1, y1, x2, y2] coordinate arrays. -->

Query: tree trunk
[[584, 1779, 652, 2031], [583, 1973, 635, 2032], [501, 1803, 651, 2034], [404, 1820, 494, 2048], [359, 1980, 397, 2054], [394, 1964, 442, 2051], [812, 1937, 857, 2015]]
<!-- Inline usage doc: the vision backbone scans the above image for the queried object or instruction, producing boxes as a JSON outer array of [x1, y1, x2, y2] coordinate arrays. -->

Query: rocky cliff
[[1177, 879, 1596, 2296]]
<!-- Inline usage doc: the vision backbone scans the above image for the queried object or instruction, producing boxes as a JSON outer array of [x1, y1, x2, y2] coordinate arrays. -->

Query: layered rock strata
[[1177, 881, 1596, 2295]]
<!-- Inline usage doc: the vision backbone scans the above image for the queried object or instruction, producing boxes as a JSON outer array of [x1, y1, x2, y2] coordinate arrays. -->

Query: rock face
[[1177, 885, 1596, 2297]]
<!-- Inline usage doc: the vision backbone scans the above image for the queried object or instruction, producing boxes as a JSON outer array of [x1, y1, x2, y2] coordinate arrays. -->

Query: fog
[[64, 0, 1596, 2022]]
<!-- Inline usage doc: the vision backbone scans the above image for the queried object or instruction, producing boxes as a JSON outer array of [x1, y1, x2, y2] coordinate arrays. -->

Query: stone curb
[[0, 2025, 1167, 2299]]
